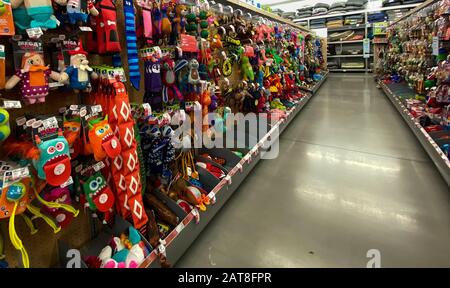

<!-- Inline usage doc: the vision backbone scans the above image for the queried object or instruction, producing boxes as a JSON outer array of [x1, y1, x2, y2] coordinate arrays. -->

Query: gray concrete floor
[[176, 73, 450, 268]]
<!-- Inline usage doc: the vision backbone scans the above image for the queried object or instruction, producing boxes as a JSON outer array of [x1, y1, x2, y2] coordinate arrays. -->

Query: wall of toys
[[0, 0, 327, 268], [376, 0, 450, 186]]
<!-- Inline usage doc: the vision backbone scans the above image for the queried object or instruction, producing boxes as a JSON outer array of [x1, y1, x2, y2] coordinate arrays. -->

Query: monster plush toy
[[11, 0, 58, 29], [33, 130, 72, 186], [60, 42, 98, 92], [86, 116, 122, 161], [82, 171, 115, 212], [41, 186, 74, 228], [5, 52, 61, 105]]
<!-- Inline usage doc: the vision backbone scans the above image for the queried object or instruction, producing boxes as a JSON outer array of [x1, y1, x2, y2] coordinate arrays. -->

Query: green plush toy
[[199, 11, 209, 39], [241, 56, 254, 81], [186, 13, 198, 36]]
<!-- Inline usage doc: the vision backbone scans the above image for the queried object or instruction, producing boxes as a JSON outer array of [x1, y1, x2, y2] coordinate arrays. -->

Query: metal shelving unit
[[293, 3, 422, 24], [329, 68, 371, 72], [289, 2, 423, 73], [379, 81, 450, 187], [328, 40, 365, 44], [327, 24, 368, 32], [136, 73, 330, 268], [328, 54, 373, 58]]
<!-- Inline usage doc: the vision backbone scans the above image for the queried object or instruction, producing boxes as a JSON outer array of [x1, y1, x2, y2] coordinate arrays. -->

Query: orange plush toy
[[86, 116, 122, 161]]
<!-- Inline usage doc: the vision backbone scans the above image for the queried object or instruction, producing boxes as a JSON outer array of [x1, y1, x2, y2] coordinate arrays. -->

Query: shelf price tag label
[[363, 38, 370, 59]]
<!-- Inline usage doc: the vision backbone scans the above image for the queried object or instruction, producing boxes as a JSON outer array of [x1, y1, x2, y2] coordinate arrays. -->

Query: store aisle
[[176, 74, 450, 268]]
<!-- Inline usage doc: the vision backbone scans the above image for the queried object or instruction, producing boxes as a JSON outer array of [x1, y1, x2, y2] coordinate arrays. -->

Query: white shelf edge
[[328, 54, 373, 58], [328, 40, 364, 44]]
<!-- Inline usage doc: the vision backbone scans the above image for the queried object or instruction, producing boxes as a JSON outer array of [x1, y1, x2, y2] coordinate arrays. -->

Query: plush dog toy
[[60, 42, 98, 92], [33, 130, 72, 186], [11, 0, 58, 29], [86, 116, 122, 161], [5, 52, 61, 105]]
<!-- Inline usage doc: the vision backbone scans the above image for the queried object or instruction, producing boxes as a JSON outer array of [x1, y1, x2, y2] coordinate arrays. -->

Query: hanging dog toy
[[11, 0, 58, 29], [161, 57, 187, 103], [86, 116, 122, 161], [33, 130, 72, 186], [60, 41, 98, 92], [5, 52, 61, 105]]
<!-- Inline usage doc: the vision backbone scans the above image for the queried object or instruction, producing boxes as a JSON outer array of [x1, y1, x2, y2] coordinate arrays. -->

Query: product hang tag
[[60, 176, 73, 188], [142, 103, 152, 116], [42, 117, 58, 129], [91, 105, 103, 114], [3, 100, 22, 109], [49, 82, 64, 88], [16, 116, 26, 127], [93, 161, 105, 172], [26, 27, 43, 39], [2, 166, 30, 188], [79, 26, 93, 32]]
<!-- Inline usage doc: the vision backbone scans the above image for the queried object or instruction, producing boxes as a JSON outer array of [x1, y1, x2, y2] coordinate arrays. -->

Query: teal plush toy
[[33, 130, 71, 187], [11, 0, 58, 29], [11, 4, 31, 32]]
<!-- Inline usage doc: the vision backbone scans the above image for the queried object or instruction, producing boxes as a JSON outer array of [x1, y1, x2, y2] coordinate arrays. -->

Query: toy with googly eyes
[[82, 171, 115, 212], [86, 116, 122, 161], [33, 130, 71, 187]]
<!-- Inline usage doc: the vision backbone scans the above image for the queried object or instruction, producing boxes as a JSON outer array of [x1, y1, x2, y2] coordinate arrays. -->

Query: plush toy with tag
[[86, 116, 121, 161], [188, 59, 200, 93], [5, 52, 61, 105], [60, 42, 98, 92], [161, 56, 184, 103], [82, 171, 115, 212], [0, 161, 78, 268], [160, 3, 172, 45], [170, 3, 186, 44], [94, 227, 149, 268], [11, 0, 58, 29], [33, 130, 72, 186], [41, 186, 74, 228], [241, 55, 254, 82], [56, 0, 98, 24]]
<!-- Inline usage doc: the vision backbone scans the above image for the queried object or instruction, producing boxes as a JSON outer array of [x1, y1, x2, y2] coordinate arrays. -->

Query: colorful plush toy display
[[0, 0, 326, 267]]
